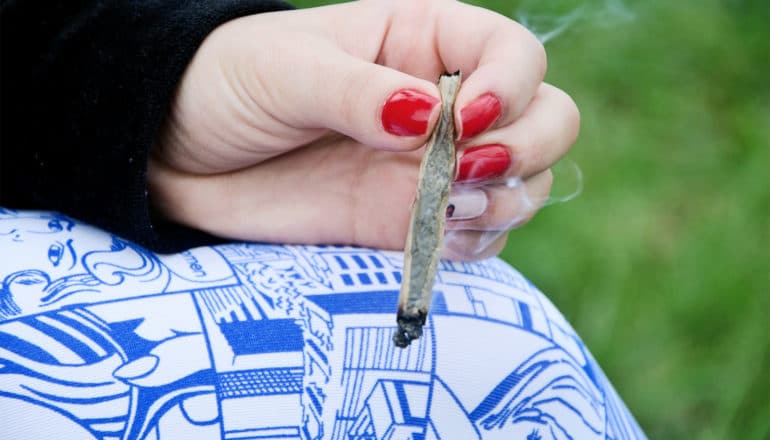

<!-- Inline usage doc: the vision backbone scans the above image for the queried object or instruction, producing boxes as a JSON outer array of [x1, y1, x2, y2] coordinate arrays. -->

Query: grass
[[295, 0, 770, 437]]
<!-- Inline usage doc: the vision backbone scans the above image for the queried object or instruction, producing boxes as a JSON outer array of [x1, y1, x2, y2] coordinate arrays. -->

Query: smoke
[[446, 1, 637, 256], [514, 0, 635, 44]]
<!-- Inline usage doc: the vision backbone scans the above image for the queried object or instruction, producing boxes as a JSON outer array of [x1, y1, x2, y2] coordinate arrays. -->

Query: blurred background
[[294, 0, 770, 438]]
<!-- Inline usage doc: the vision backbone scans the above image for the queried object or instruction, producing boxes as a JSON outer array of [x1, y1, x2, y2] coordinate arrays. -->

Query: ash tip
[[393, 308, 427, 349], [393, 324, 420, 348], [392, 330, 411, 348]]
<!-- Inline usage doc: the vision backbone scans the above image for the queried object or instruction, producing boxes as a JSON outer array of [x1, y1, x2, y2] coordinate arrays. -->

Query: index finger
[[434, 2, 547, 140]]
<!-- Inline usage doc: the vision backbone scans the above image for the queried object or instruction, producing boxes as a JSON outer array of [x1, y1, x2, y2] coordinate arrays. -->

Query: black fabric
[[1, 0, 293, 253]]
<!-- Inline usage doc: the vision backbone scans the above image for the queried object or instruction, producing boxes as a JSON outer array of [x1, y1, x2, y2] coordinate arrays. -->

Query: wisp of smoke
[[447, 1, 635, 256], [515, 0, 635, 44]]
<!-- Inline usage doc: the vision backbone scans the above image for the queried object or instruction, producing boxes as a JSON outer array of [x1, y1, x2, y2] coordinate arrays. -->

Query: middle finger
[[454, 83, 579, 183]]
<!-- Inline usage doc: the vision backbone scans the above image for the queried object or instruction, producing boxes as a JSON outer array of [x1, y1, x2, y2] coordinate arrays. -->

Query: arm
[[0, 0, 293, 253]]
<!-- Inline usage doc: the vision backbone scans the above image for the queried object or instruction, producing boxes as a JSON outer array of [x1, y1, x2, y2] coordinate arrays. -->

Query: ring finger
[[446, 168, 553, 232], [454, 83, 579, 184]]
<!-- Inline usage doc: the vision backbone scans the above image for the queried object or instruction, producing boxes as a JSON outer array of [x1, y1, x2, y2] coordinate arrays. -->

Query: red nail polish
[[459, 93, 502, 140], [382, 89, 439, 136], [456, 144, 511, 182]]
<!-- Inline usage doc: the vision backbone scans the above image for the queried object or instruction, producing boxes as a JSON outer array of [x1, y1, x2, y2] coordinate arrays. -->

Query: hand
[[148, 0, 579, 260]]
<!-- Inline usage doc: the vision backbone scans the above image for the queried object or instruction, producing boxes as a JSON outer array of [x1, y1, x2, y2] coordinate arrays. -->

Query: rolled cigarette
[[393, 72, 461, 348]]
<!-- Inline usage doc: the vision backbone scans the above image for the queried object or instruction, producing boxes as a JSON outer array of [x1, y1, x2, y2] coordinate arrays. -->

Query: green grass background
[[294, 0, 770, 437]]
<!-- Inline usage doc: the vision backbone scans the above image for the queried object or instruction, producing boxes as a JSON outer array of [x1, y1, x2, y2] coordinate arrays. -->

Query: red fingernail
[[456, 144, 511, 182], [459, 93, 502, 140], [382, 89, 439, 136]]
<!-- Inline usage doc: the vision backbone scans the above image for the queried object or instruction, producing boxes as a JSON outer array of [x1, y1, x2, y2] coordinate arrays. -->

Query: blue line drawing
[[0, 211, 238, 320], [1, 209, 645, 439]]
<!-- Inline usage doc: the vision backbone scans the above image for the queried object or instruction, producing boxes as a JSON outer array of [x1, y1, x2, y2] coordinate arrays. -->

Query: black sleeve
[[0, 0, 293, 253]]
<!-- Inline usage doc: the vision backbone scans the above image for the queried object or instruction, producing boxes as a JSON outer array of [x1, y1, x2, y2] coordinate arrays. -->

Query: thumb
[[277, 40, 442, 151]]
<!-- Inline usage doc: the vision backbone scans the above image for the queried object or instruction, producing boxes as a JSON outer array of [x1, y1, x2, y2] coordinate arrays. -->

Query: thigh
[[0, 209, 645, 439]]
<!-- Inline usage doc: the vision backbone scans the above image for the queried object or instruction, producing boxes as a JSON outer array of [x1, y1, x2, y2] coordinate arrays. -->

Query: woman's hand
[[148, 0, 579, 260]]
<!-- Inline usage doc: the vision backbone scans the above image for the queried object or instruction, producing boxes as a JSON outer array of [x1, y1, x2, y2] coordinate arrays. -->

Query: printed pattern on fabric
[[0, 209, 646, 439]]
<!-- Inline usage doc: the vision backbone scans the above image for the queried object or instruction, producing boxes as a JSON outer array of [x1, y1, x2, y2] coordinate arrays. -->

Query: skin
[[149, 0, 580, 261]]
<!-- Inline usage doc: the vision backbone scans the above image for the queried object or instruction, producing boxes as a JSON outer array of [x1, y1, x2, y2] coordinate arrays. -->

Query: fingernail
[[382, 89, 439, 136], [459, 93, 502, 140], [456, 144, 511, 182], [447, 188, 488, 220]]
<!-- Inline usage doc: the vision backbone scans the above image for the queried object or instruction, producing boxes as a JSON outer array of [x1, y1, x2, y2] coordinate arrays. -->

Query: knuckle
[[559, 89, 581, 143], [539, 85, 581, 151], [336, 66, 368, 127], [542, 168, 555, 191], [526, 142, 547, 176], [529, 36, 548, 79]]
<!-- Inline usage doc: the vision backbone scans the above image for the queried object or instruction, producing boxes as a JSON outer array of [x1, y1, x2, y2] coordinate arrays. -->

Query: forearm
[[0, 0, 293, 252]]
